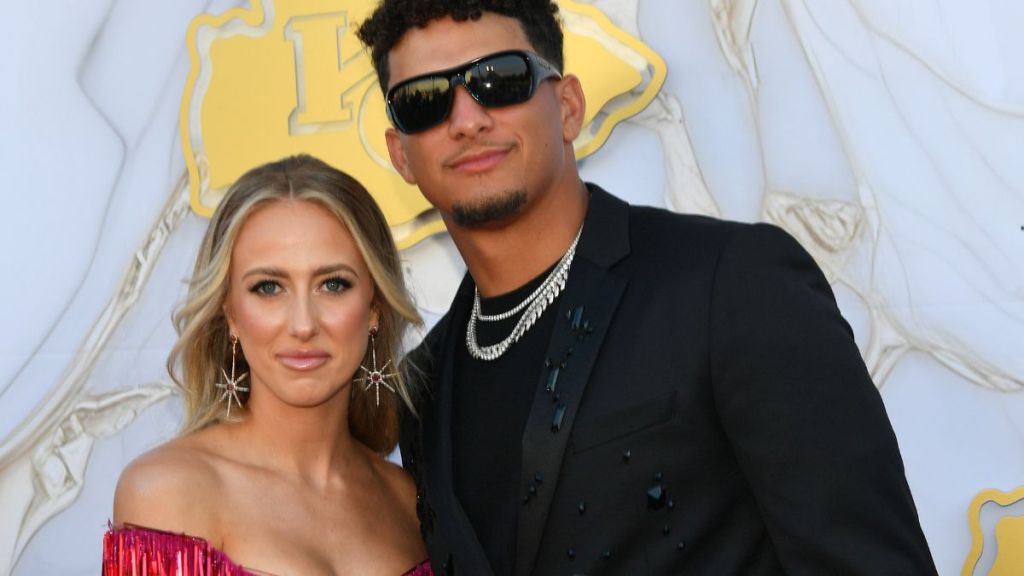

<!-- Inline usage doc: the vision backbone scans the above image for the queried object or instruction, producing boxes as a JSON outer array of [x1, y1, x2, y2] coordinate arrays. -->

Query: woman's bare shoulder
[[360, 450, 426, 564], [369, 452, 419, 519], [113, 431, 224, 535]]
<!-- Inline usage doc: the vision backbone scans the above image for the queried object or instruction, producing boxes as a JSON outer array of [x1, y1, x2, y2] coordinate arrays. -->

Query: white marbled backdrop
[[1, 1, 1022, 574]]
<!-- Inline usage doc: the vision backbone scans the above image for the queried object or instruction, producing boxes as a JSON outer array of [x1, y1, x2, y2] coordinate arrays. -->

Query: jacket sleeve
[[708, 223, 937, 574], [398, 316, 447, 477], [398, 317, 448, 545]]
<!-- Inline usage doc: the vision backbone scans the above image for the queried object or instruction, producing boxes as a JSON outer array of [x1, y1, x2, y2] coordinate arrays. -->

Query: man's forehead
[[386, 13, 534, 86]]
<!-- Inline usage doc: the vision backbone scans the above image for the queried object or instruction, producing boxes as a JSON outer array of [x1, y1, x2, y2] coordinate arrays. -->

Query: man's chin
[[451, 189, 527, 228]]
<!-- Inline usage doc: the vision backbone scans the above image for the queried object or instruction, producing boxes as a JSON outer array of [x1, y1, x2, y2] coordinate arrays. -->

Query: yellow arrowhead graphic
[[180, 0, 666, 248], [962, 485, 1024, 575]]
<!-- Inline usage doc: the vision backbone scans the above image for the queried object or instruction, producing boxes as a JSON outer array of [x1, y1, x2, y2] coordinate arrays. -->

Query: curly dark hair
[[356, 0, 564, 93]]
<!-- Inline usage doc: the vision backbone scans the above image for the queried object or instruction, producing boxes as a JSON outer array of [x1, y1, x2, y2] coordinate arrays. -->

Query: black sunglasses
[[386, 50, 562, 134]]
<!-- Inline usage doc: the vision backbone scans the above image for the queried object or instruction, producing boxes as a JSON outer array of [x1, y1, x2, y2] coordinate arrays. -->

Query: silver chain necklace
[[466, 225, 583, 361]]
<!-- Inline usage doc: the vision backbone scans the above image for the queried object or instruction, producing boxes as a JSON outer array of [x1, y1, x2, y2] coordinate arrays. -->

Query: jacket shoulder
[[625, 203, 785, 270], [628, 203, 754, 242], [404, 313, 451, 393]]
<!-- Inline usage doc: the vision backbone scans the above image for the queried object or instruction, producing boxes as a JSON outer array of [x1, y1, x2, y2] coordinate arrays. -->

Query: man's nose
[[447, 85, 494, 138]]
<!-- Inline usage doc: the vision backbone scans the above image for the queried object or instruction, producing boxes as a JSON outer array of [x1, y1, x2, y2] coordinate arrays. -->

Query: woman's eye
[[322, 277, 351, 293], [250, 280, 280, 296]]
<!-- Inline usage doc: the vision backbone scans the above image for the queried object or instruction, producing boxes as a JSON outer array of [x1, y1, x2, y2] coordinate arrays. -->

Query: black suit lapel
[[513, 186, 631, 576], [424, 274, 496, 576]]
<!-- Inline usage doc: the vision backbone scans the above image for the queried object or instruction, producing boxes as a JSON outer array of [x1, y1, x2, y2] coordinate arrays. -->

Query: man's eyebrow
[[241, 263, 359, 280]]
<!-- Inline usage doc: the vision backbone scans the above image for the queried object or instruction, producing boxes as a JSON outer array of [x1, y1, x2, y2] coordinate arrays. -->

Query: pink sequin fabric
[[103, 525, 434, 576], [103, 525, 255, 576], [403, 559, 434, 576]]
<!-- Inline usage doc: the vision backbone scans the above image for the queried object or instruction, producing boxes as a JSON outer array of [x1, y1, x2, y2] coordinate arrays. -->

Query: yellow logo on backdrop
[[962, 486, 1024, 576], [181, 0, 665, 248]]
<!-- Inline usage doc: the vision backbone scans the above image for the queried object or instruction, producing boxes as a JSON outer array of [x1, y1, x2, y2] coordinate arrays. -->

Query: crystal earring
[[216, 334, 249, 418], [355, 326, 398, 406]]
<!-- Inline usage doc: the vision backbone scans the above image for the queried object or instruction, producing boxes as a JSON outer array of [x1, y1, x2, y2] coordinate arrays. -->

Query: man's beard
[[451, 189, 527, 228]]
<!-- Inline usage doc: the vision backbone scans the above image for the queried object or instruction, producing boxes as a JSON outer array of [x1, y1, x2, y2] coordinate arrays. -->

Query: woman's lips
[[277, 351, 330, 371]]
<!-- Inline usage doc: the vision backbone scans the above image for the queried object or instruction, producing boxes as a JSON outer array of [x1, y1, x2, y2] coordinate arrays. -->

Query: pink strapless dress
[[103, 525, 432, 576]]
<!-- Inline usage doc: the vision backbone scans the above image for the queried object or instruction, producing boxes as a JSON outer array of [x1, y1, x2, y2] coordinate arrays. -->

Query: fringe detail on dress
[[103, 524, 254, 576], [402, 559, 434, 576]]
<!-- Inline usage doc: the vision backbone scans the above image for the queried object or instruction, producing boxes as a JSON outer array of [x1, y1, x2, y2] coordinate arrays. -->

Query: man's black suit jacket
[[401, 185, 937, 575]]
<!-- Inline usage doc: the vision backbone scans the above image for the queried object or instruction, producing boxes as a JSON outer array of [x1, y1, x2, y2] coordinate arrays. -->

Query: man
[[358, 1, 937, 574]]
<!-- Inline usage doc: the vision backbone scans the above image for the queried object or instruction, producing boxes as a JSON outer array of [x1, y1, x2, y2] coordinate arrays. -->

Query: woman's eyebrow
[[241, 263, 359, 280]]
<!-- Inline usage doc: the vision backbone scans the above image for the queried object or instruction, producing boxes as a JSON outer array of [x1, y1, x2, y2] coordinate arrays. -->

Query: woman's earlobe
[[222, 304, 237, 336], [370, 305, 381, 331]]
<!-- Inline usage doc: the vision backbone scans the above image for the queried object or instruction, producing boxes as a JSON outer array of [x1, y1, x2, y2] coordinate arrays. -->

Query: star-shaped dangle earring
[[355, 326, 398, 406], [216, 334, 249, 418]]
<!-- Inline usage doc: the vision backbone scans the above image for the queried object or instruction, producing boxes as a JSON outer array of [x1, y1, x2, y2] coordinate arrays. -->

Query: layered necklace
[[466, 225, 583, 361]]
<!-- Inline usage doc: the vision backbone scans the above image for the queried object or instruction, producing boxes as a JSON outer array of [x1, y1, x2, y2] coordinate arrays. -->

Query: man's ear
[[385, 128, 417, 184], [558, 74, 586, 143]]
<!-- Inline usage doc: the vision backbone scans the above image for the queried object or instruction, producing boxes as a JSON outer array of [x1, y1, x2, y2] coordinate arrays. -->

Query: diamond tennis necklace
[[466, 225, 583, 361]]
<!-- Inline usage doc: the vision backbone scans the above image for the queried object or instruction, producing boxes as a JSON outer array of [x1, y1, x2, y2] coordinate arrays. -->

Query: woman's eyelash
[[249, 280, 280, 295], [245, 277, 352, 295], [322, 276, 353, 292]]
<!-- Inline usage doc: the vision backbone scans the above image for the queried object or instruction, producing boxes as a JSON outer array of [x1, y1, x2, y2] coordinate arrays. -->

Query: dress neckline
[[106, 523, 431, 575]]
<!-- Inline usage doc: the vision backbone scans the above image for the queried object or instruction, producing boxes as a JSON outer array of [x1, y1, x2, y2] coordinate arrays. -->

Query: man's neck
[[450, 179, 589, 298]]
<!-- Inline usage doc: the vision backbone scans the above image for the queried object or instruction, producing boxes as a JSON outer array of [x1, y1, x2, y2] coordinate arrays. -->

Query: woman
[[105, 155, 431, 575]]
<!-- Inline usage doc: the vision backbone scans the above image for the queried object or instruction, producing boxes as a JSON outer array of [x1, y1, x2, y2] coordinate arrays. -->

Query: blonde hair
[[169, 154, 421, 452]]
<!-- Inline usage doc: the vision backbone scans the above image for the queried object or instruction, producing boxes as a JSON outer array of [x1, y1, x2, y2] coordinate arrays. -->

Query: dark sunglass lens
[[390, 77, 452, 133], [466, 54, 532, 107]]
